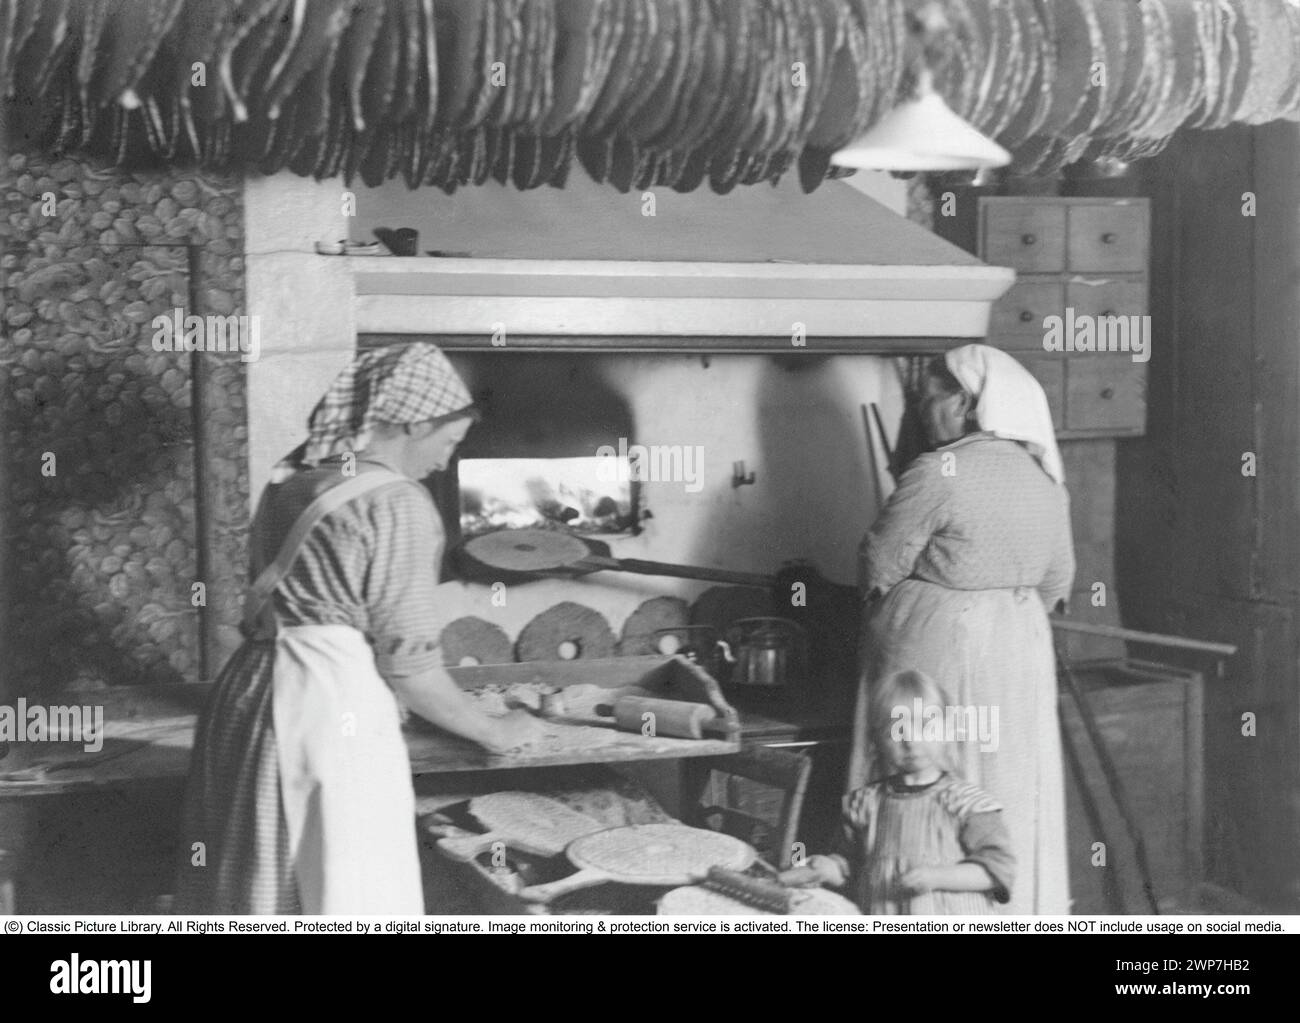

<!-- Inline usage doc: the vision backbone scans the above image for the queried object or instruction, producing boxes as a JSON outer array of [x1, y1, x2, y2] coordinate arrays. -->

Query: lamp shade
[[830, 90, 1012, 172]]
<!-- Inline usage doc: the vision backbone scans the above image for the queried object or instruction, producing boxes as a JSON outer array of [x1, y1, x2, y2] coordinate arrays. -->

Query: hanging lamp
[[830, 3, 1011, 172]]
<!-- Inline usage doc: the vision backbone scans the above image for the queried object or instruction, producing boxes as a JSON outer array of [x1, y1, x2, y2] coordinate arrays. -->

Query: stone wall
[[1, 153, 248, 691]]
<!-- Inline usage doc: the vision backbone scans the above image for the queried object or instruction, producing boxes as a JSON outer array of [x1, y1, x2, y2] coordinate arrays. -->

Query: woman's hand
[[484, 709, 547, 755], [391, 666, 544, 754]]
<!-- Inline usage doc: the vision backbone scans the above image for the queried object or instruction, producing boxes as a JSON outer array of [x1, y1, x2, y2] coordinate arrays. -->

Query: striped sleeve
[[937, 777, 1004, 818], [356, 481, 448, 683], [959, 811, 1016, 904], [942, 778, 1015, 903]]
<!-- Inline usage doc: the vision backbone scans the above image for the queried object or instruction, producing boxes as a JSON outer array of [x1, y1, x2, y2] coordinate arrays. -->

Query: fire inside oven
[[457, 456, 637, 537]]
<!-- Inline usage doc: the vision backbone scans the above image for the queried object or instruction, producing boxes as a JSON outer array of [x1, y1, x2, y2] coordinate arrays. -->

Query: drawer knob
[[1021, 233, 1037, 246], [1102, 232, 1118, 244], [1019, 309, 1034, 323], [1100, 387, 1115, 400]]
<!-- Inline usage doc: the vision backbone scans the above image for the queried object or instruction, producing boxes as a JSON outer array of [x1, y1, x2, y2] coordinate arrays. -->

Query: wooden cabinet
[[982, 202, 1067, 271], [988, 282, 1067, 344], [1066, 355, 1147, 433], [1065, 278, 1147, 320], [939, 195, 1151, 438], [1066, 204, 1149, 272]]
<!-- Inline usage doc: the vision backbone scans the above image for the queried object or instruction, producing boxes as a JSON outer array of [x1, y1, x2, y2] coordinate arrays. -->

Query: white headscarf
[[943, 344, 1065, 485]]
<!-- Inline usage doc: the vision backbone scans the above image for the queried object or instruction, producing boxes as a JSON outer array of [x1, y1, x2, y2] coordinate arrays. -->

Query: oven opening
[[457, 456, 639, 538], [406, 350, 639, 578]]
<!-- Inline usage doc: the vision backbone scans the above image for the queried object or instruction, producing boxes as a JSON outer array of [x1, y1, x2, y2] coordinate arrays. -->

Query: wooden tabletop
[[0, 682, 740, 797], [0, 684, 207, 797], [0, 675, 860, 796], [725, 687, 855, 743]]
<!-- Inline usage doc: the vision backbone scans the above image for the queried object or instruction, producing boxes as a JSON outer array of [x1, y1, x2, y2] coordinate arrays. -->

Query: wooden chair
[[681, 747, 812, 870]]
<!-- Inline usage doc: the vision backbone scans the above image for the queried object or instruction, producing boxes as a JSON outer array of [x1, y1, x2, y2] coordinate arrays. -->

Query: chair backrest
[[683, 747, 813, 869]]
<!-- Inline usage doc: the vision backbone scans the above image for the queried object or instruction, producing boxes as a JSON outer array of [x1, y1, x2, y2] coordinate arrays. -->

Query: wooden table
[[0, 684, 206, 914], [0, 668, 865, 914], [0, 663, 744, 914]]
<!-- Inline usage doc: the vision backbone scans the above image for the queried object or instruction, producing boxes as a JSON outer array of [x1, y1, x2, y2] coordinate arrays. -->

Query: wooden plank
[[1060, 440, 1123, 660], [1252, 124, 1300, 604], [1165, 132, 1258, 602], [0, 694, 741, 789], [0, 659, 749, 792], [1061, 440, 1117, 595], [1053, 620, 1236, 657], [351, 257, 1008, 294], [1192, 597, 1294, 902], [406, 728, 739, 774], [1119, 127, 1300, 905], [359, 333, 962, 355], [0, 719, 197, 796], [354, 294, 1002, 339]]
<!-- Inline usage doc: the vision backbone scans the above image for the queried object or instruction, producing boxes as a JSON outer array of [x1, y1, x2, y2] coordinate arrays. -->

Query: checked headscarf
[[301, 343, 474, 465]]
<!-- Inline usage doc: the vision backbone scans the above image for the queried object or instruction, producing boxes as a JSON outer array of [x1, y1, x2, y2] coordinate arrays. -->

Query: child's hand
[[899, 866, 941, 894], [778, 866, 824, 888], [779, 855, 846, 889], [899, 863, 996, 896]]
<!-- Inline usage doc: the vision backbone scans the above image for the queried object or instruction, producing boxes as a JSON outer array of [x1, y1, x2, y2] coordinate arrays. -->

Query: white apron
[[244, 470, 424, 914]]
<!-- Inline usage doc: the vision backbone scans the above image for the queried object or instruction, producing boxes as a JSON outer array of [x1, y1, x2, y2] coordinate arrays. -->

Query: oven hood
[[349, 174, 1013, 351]]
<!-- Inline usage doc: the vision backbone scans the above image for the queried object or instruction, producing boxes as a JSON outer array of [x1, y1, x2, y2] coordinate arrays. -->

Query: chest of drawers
[[939, 195, 1151, 438]]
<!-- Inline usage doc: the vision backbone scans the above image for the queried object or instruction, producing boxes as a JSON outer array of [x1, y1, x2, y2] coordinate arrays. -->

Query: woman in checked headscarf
[[849, 344, 1076, 914], [176, 343, 542, 915]]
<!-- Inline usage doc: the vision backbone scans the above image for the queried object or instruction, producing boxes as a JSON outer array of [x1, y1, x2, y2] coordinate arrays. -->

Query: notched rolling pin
[[594, 695, 733, 740]]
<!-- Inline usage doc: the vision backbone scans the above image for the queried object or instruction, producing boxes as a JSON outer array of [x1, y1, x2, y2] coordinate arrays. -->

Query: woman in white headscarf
[[176, 343, 542, 915], [849, 344, 1075, 914]]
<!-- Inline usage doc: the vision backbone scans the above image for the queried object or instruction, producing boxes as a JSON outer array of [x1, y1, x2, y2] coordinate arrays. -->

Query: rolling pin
[[595, 696, 729, 740]]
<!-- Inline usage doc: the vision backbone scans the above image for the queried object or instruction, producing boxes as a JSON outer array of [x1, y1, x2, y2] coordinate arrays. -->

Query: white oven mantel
[[351, 256, 1015, 348], [242, 172, 1014, 502]]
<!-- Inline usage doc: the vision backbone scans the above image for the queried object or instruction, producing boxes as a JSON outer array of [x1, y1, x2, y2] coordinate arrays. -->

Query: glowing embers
[[458, 456, 635, 537]]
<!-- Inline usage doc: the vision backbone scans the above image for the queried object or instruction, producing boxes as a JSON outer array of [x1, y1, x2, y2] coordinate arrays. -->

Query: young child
[[784, 669, 1015, 914]]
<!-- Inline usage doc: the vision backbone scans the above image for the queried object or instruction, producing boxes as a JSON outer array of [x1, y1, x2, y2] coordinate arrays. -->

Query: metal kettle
[[652, 625, 729, 681], [723, 617, 808, 689]]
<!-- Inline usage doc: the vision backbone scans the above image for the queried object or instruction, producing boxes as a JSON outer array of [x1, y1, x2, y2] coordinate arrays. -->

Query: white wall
[[437, 353, 901, 640], [347, 167, 914, 261], [243, 174, 355, 494], [242, 169, 908, 644], [839, 169, 908, 214]]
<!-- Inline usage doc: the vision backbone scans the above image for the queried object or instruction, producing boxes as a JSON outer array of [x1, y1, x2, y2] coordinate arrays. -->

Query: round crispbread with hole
[[516, 601, 616, 662], [440, 616, 513, 667], [618, 595, 691, 656]]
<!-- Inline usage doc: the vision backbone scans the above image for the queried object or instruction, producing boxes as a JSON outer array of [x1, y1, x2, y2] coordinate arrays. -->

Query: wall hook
[[732, 461, 756, 488]]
